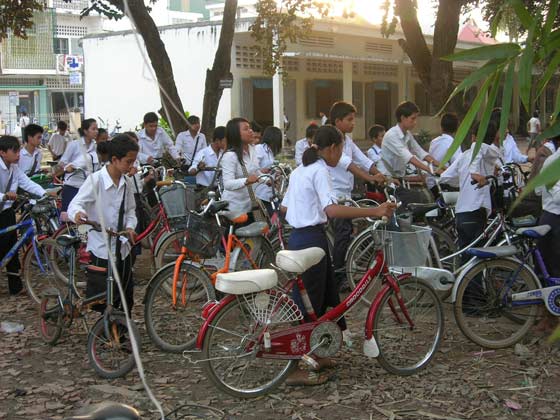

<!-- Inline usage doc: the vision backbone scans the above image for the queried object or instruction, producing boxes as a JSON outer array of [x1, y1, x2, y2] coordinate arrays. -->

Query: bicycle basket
[[381, 225, 432, 268], [242, 289, 303, 324], [159, 183, 189, 219], [181, 212, 223, 258]]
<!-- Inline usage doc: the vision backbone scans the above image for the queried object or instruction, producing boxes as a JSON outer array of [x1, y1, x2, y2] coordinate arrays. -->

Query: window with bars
[[235, 45, 262, 69], [55, 25, 87, 37], [306, 59, 342, 74], [54, 38, 69, 55]]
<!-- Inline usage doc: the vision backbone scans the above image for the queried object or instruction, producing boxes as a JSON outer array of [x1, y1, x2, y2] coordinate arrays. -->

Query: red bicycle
[[192, 218, 445, 398]]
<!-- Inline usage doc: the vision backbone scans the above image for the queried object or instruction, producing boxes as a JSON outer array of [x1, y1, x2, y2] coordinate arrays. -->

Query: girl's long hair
[[226, 117, 249, 164]]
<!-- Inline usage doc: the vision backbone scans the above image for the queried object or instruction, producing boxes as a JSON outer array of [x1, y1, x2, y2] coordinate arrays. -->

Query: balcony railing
[[52, 0, 89, 11]]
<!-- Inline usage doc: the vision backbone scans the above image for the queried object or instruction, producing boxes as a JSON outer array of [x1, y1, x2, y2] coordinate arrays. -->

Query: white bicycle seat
[[276, 247, 325, 273], [216, 269, 277, 294]]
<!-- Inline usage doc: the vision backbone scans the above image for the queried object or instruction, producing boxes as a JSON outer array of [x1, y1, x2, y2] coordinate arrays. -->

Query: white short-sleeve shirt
[[281, 159, 337, 228], [19, 146, 43, 176], [381, 125, 428, 177], [176, 131, 208, 165], [191, 145, 222, 187]]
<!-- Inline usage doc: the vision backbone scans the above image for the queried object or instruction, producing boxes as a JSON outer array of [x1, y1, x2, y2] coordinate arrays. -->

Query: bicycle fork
[[363, 273, 414, 358]]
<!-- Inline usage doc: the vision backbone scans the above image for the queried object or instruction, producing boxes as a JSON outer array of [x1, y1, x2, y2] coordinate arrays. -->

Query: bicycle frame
[[0, 218, 46, 272]]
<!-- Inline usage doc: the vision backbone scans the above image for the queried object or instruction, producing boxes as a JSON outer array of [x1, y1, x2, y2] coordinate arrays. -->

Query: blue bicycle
[[1, 194, 63, 303]]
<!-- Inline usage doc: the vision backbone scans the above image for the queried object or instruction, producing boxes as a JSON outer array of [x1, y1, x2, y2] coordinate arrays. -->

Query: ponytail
[[302, 125, 343, 167]]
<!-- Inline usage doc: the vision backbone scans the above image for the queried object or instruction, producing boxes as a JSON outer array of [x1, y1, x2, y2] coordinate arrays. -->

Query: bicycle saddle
[[56, 234, 82, 248], [441, 192, 458, 206], [466, 245, 518, 259], [276, 247, 326, 273], [235, 221, 268, 237], [216, 268, 278, 294], [208, 200, 229, 214], [516, 225, 551, 238], [406, 203, 439, 218], [65, 402, 139, 420]]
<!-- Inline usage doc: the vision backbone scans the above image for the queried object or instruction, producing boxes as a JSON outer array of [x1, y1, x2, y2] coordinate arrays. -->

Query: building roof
[[458, 22, 497, 45]]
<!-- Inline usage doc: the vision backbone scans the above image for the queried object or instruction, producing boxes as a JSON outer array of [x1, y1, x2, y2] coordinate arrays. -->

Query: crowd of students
[[1, 100, 558, 382]]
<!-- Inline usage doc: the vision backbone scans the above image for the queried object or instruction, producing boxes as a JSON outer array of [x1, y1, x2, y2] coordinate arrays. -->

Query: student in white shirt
[[68, 135, 138, 313], [19, 112, 30, 130], [428, 113, 461, 196], [488, 108, 532, 165], [527, 111, 542, 151], [219, 118, 263, 220], [189, 126, 226, 187], [440, 121, 502, 255], [328, 101, 386, 291], [137, 112, 180, 164], [250, 121, 263, 144], [294, 123, 319, 166], [59, 118, 100, 211], [48, 121, 68, 161], [281, 125, 395, 386], [19, 124, 44, 176], [255, 126, 282, 214], [0, 136, 46, 295], [367, 124, 385, 165], [319, 111, 328, 126], [175, 115, 207, 167]]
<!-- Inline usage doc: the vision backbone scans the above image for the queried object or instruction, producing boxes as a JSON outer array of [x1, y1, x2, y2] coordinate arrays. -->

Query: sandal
[[286, 369, 329, 386], [313, 357, 337, 371]]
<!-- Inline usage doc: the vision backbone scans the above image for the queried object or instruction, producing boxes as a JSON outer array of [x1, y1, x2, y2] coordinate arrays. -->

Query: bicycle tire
[[453, 258, 539, 349], [39, 296, 63, 345], [374, 277, 444, 375], [144, 262, 215, 353], [23, 240, 64, 304], [202, 296, 297, 398], [345, 229, 382, 306], [87, 313, 139, 379], [49, 225, 87, 298], [153, 230, 185, 269]]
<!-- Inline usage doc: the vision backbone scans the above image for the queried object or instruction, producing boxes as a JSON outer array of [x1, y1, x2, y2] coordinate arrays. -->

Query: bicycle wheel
[[153, 230, 185, 269], [374, 277, 444, 375], [23, 241, 65, 304], [235, 237, 275, 271], [429, 224, 457, 271], [202, 296, 297, 398], [345, 229, 382, 306], [39, 295, 63, 345], [49, 225, 87, 298], [144, 262, 215, 353], [87, 313, 140, 379], [453, 258, 539, 349]]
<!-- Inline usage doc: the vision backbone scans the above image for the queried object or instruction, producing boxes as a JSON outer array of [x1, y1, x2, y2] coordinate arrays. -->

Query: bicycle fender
[[196, 294, 236, 350], [143, 262, 176, 303], [450, 256, 542, 303], [152, 230, 177, 258]]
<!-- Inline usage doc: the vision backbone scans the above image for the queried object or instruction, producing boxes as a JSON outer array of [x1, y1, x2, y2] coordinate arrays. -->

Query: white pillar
[[343, 61, 353, 104], [272, 69, 284, 143]]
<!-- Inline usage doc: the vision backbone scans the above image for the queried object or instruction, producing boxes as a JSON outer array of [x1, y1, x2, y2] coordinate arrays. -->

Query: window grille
[[235, 45, 262, 70], [363, 63, 397, 77], [305, 59, 342, 74]]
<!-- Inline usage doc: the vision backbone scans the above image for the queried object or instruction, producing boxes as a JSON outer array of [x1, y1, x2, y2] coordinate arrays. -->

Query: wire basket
[[378, 225, 432, 268], [159, 183, 198, 220], [242, 290, 303, 325], [179, 212, 223, 258]]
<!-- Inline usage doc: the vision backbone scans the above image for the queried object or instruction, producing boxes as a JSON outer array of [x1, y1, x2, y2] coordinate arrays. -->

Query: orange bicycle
[[143, 192, 275, 352]]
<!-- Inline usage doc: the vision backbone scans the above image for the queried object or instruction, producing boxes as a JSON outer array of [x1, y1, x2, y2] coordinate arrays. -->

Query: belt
[[292, 224, 326, 233]]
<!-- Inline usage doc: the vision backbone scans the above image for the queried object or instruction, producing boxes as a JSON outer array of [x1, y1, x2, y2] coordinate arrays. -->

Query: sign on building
[[69, 72, 83, 86], [8, 92, 19, 106], [56, 55, 84, 74]]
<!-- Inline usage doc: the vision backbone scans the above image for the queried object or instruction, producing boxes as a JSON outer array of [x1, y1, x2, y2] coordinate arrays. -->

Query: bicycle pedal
[[301, 354, 320, 369]]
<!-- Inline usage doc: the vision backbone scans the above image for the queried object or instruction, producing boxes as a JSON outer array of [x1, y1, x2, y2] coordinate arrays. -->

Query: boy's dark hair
[[23, 124, 44, 142], [471, 121, 499, 145], [533, 111, 539, 118], [124, 131, 139, 142], [305, 122, 319, 139], [187, 115, 200, 125], [329, 101, 357, 125], [213, 126, 226, 141], [395, 101, 420, 122], [105, 134, 140, 160], [0, 136, 21, 152], [250, 121, 263, 134], [303, 125, 343, 166], [368, 124, 386, 140], [143, 112, 159, 125], [57, 120, 68, 131], [440, 113, 459, 134], [98, 128, 108, 136]]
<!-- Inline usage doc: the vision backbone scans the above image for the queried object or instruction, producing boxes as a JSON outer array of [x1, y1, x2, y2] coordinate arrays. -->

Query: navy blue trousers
[[288, 225, 346, 330]]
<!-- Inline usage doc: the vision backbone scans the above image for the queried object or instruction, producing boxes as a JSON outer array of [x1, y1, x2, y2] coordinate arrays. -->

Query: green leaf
[[543, 0, 560, 36], [499, 62, 515, 145], [438, 77, 492, 168], [471, 72, 501, 161], [518, 21, 537, 112], [442, 43, 520, 62], [536, 51, 560, 99], [510, 0, 534, 31], [436, 59, 507, 115]]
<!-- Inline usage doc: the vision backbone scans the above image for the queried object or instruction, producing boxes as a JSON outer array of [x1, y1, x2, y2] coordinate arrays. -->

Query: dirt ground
[[1, 251, 559, 420]]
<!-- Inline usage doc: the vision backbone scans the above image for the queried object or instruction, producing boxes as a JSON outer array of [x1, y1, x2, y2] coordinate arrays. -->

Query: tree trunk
[[395, 0, 465, 114], [201, 0, 238, 138], [110, 0, 186, 137]]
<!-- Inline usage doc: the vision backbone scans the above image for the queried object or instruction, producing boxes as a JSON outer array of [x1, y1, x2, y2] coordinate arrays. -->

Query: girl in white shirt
[[255, 126, 282, 215], [281, 125, 395, 386], [59, 118, 100, 211], [68, 135, 139, 314], [219, 118, 263, 220]]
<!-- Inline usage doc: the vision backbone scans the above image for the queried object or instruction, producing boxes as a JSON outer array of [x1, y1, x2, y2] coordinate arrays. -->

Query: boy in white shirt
[[176, 115, 207, 167], [137, 112, 180, 164], [19, 124, 44, 176], [367, 124, 385, 165], [428, 113, 461, 196], [68, 135, 139, 313], [294, 123, 319, 166], [189, 126, 226, 188], [527, 111, 541, 152], [48, 120, 68, 161]]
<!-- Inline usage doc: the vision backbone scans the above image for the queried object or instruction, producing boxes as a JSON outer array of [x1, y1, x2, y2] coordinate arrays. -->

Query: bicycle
[[39, 221, 140, 379], [144, 191, 275, 353], [190, 214, 444, 398]]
